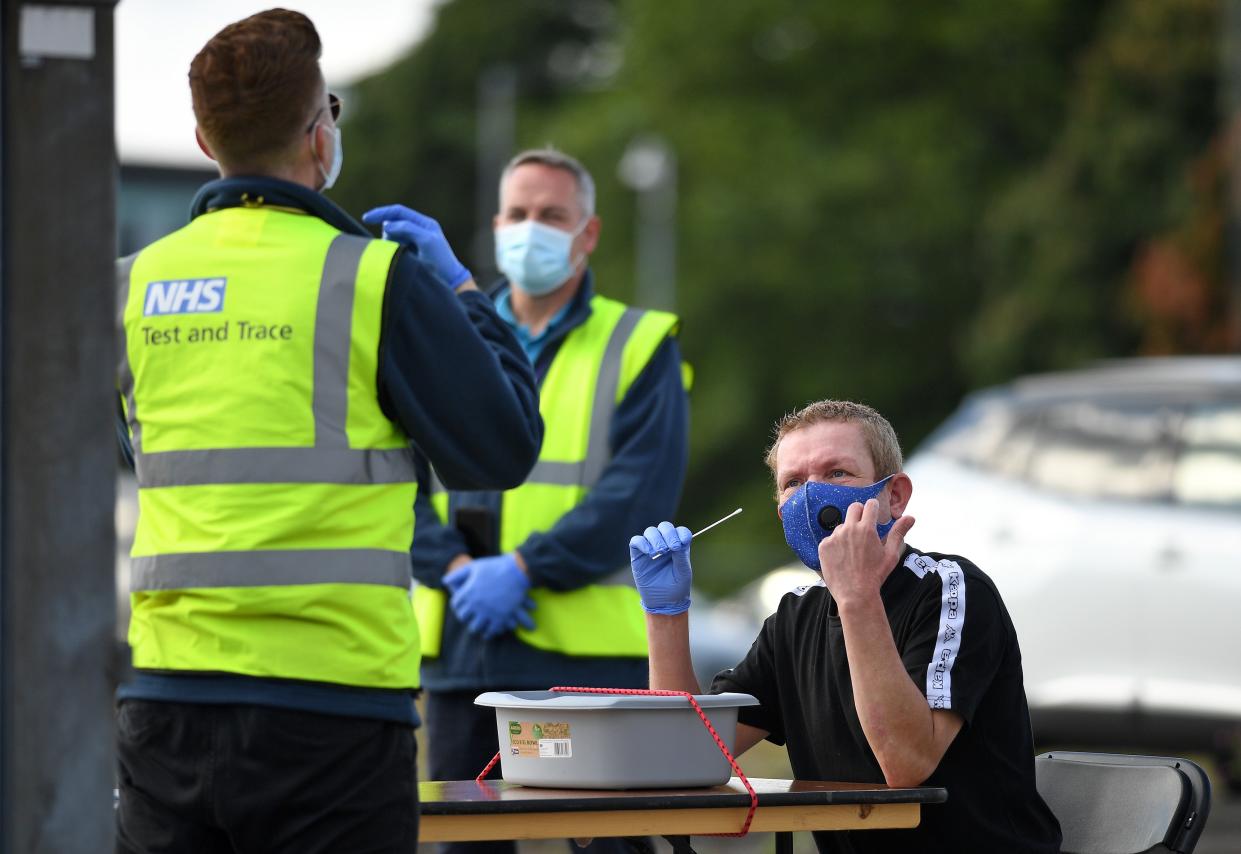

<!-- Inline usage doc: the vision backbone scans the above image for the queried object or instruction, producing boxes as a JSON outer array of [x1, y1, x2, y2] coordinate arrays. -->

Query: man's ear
[[309, 122, 329, 166], [579, 214, 602, 256], [194, 127, 216, 162], [888, 472, 913, 518]]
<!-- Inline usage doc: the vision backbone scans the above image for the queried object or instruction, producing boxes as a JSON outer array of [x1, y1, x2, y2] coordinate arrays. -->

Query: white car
[[720, 357, 1241, 789]]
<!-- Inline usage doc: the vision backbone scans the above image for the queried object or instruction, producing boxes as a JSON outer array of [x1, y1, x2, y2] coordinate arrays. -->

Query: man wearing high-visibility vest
[[113, 11, 542, 853], [395, 149, 689, 854]]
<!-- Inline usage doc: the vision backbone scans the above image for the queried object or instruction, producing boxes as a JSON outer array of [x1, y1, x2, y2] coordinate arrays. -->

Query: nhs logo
[[143, 278, 226, 316]]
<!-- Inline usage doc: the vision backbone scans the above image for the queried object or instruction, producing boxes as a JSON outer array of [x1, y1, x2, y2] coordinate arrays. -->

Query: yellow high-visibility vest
[[416, 294, 681, 658], [117, 205, 421, 689]]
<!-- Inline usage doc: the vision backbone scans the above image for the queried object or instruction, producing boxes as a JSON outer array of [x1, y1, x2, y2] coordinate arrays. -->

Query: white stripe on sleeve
[[904, 553, 966, 711]]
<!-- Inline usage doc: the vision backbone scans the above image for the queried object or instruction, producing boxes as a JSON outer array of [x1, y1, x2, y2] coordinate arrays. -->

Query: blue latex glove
[[443, 554, 535, 639], [629, 521, 693, 615], [361, 204, 472, 288]]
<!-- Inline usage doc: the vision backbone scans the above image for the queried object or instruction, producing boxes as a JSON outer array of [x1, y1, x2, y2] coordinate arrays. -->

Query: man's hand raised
[[817, 498, 915, 608]]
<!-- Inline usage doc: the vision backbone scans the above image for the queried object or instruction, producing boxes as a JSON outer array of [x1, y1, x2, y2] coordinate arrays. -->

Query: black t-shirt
[[711, 546, 1062, 854]]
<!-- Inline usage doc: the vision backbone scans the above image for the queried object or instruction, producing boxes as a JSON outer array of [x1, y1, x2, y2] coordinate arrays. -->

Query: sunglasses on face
[[305, 92, 342, 132]]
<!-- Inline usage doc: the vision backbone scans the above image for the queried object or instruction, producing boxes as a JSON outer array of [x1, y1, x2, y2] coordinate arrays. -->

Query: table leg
[[775, 831, 793, 854]]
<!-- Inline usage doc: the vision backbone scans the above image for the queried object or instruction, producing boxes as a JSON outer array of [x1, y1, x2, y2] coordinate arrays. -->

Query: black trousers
[[115, 699, 419, 854], [427, 690, 646, 854]]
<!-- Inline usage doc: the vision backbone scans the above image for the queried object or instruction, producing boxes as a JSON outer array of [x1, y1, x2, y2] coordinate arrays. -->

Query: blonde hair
[[764, 400, 903, 492]]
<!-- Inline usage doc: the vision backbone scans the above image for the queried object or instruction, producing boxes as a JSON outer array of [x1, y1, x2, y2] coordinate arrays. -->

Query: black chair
[[1035, 751, 1211, 854]]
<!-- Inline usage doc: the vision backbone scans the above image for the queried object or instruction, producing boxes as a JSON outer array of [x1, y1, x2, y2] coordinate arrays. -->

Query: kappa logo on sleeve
[[143, 278, 226, 316]]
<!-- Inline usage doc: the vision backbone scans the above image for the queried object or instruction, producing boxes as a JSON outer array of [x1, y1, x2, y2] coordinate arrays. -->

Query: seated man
[[630, 399, 1062, 853]]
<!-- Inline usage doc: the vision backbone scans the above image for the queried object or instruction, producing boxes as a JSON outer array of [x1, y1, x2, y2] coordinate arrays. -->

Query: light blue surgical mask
[[494, 219, 586, 296], [780, 475, 897, 571], [316, 125, 343, 191]]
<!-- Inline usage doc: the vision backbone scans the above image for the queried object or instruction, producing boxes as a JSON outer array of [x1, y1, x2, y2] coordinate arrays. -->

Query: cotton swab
[[648, 507, 743, 559]]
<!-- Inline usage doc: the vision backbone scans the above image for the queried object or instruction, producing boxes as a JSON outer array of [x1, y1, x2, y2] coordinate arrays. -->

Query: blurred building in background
[[118, 163, 216, 255]]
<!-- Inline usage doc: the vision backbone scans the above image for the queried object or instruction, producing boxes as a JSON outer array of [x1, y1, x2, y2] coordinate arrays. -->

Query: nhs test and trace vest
[[117, 205, 422, 690], [417, 294, 684, 659]]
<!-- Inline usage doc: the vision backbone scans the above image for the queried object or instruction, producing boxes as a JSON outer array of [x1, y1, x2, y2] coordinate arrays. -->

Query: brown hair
[[189, 9, 323, 170], [764, 400, 904, 492]]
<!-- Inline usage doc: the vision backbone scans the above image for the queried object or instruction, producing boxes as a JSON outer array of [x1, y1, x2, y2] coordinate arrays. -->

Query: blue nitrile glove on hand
[[443, 553, 536, 640], [629, 521, 693, 615], [361, 204, 472, 288]]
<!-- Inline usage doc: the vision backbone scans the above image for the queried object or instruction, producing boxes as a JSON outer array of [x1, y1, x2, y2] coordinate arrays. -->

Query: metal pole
[[473, 64, 516, 283], [636, 152, 677, 311], [1, 3, 118, 851], [618, 135, 678, 311]]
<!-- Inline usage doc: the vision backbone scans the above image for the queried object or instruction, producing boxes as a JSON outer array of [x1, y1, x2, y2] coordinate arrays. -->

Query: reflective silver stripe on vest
[[128, 234, 413, 487], [313, 234, 369, 448], [117, 253, 142, 453], [428, 306, 646, 495], [521, 459, 586, 487], [131, 549, 410, 591], [428, 463, 447, 495], [135, 446, 417, 487], [579, 307, 644, 487]]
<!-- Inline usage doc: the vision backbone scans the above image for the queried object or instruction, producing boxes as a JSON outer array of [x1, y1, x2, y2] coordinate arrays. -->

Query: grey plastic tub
[[474, 690, 759, 789]]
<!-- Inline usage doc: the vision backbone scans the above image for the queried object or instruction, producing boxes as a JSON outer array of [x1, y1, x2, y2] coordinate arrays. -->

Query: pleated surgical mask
[[494, 219, 585, 296]]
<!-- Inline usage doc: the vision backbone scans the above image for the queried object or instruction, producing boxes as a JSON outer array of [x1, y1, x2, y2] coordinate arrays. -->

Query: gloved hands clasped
[[362, 204, 472, 289], [444, 553, 536, 640], [629, 521, 693, 615]]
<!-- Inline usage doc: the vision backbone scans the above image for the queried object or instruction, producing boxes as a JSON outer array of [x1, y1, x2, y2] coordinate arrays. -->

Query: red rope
[[475, 750, 502, 784], [547, 686, 758, 837]]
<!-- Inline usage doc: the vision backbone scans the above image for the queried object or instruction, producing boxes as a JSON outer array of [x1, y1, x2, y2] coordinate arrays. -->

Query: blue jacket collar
[[489, 269, 596, 352], [189, 176, 369, 237]]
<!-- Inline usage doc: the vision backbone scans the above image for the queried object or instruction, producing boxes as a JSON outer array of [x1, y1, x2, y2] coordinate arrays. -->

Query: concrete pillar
[[1, 3, 119, 851]]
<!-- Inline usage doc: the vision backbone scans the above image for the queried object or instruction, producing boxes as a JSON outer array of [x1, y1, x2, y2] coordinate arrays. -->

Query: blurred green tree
[[1126, 121, 1237, 354], [969, 0, 1226, 384], [328, 0, 617, 269], [548, 0, 1112, 586], [336, 0, 1231, 593]]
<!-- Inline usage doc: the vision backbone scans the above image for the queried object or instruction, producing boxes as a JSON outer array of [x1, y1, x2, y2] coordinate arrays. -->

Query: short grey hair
[[499, 148, 596, 219]]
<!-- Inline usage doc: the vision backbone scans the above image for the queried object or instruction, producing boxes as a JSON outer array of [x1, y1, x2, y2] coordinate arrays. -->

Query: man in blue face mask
[[631, 400, 1062, 854], [401, 149, 691, 854]]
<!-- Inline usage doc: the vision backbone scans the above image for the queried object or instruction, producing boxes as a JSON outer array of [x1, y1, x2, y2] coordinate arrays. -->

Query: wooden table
[[419, 777, 946, 850]]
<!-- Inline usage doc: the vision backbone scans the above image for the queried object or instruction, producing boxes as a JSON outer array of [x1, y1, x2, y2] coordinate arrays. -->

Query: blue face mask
[[780, 475, 896, 571], [494, 219, 585, 296]]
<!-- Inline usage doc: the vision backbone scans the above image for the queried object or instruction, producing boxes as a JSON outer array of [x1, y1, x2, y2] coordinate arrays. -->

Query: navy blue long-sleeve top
[[411, 274, 690, 691], [117, 177, 543, 723]]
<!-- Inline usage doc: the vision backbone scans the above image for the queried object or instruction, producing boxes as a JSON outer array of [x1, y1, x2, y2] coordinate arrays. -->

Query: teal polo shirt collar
[[495, 287, 576, 366]]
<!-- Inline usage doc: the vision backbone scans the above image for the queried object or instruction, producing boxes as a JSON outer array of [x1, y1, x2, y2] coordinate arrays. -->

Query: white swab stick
[[649, 508, 743, 558]]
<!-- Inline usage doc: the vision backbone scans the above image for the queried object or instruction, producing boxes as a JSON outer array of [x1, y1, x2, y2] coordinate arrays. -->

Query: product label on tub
[[507, 721, 572, 758]]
